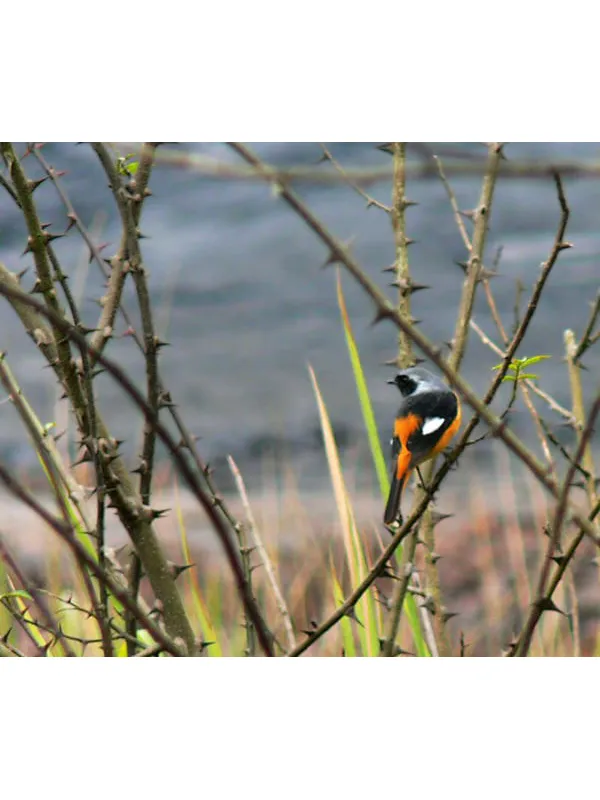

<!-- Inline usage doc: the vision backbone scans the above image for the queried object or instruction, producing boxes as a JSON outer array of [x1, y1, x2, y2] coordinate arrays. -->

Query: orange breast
[[393, 413, 421, 480]]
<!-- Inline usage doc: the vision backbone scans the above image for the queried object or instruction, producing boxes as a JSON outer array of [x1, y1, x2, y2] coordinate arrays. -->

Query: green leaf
[[520, 355, 551, 367]]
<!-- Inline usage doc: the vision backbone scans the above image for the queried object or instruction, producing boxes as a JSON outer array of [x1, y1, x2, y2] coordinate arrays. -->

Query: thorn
[[442, 610, 459, 623], [151, 507, 171, 520], [430, 510, 454, 527], [378, 639, 414, 656], [345, 605, 364, 627], [536, 597, 566, 616], [44, 232, 65, 245], [556, 241, 573, 251], [28, 177, 48, 192], [168, 561, 195, 579], [503, 638, 519, 657], [71, 451, 93, 467], [429, 552, 442, 564], [322, 250, 340, 269], [381, 264, 396, 273], [371, 307, 391, 326], [391, 278, 431, 296], [158, 390, 175, 408], [154, 337, 170, 349], [379, 567, 399, 580], [377, 143, 393, 155]]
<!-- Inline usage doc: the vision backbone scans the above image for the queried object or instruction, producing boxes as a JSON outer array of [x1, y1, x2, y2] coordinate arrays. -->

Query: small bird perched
[[384, 367, 461, 526]]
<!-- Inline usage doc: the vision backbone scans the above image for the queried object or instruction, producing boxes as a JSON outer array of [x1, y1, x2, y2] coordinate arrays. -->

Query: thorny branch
[[27, 143, 256, 653], [0, 279, 276, 656]]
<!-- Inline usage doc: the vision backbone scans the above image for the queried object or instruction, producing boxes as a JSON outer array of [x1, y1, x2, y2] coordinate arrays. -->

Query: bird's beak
[[387, 379, 396, 385]]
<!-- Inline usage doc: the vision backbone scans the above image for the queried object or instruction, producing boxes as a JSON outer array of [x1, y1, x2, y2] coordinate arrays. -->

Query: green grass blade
[[337, 272, 389, 499]]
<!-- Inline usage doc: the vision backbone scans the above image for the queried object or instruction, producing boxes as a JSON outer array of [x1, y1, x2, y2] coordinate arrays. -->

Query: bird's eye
[[395, 374, 415, 394]]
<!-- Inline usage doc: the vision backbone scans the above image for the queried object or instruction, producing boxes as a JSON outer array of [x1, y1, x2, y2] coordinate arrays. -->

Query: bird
[[384, 367, 461, 526]]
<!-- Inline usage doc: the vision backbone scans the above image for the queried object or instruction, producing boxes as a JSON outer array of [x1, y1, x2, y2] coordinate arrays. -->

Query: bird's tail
[[383, 455, 412, 525]]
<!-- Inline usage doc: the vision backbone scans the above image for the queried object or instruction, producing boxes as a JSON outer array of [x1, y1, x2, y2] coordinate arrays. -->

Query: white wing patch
[[422, 417, 445, 436]]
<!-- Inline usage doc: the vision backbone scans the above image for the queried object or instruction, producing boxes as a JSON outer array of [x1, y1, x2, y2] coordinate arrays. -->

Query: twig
[[422, 143, 503, 655], [320, 145, 390, 212], [471, 319, 574, 423], [148, 147, 600, 184], [228, 455, 296, 652], [91, 143, 162, 654], [381, 533, 420, 657], [565, 330, 598, 509], [381, 142, 437, 657], [573, 290, 600, 363], [225, 458, 255, 655], [434, 154, 471, 251], [514, 390, 600, 656], [391, 142, 415, 368]]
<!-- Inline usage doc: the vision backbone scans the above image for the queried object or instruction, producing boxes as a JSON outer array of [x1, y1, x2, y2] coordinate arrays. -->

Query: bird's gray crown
[[388, 367, 447, 397]]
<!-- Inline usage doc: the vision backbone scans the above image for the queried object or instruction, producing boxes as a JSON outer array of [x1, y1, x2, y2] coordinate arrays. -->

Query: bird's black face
[[388, 372, 417, 397]]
